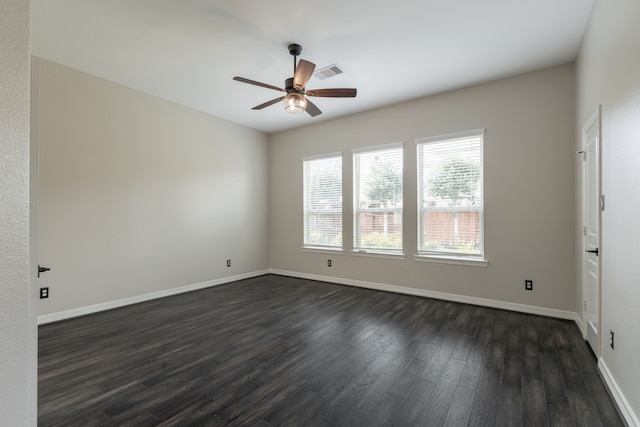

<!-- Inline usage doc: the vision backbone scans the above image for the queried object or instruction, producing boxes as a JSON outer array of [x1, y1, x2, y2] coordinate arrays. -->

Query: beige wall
[[270, 64, 576, 313], [0, 0, 37, 424], [576, 0, 640, 422], [36, 59, 270, 316]]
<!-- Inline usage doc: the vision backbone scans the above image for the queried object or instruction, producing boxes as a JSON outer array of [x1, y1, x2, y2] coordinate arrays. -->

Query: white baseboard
[[269, 269, 578, 321], [37, 269, 270, 325], [573, 312, 585, 336], [599, 358, 639, 427]]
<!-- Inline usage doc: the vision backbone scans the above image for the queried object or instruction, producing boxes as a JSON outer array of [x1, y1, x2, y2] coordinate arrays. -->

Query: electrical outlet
[[610, 330, 615, 350], [525, 280, 533, 291], [40, 287, 49, 299], [327, 259, 332, 267], [226, 259, 231, 267]]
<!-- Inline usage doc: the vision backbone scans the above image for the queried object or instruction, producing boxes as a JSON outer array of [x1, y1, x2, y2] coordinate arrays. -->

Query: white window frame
[[302, 153, 343, 252], [416, 129, 487, 266], [352, 142, 404, 257]]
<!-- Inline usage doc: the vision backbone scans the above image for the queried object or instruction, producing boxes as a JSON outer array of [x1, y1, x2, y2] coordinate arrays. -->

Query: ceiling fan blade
[[233, 76, 286, 92], [305, 98, 322, 117], [293, 60, 315, 90], [306, 88, 357, 98], [252, 96, 285, 110]]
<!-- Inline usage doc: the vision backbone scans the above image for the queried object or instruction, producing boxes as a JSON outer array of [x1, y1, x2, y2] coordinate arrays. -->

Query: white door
[[583, 108, 601, 356]]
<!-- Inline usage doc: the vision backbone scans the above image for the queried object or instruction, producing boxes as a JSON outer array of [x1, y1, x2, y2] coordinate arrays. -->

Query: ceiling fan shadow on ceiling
[[233, 43, 357, 117]]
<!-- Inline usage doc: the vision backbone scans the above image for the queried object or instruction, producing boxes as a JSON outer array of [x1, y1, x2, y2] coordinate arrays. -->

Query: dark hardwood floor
[[38, 274, 624, 426]]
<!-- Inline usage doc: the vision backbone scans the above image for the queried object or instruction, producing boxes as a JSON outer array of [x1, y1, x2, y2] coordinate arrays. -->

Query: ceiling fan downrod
[[289, 43, 302, 75]]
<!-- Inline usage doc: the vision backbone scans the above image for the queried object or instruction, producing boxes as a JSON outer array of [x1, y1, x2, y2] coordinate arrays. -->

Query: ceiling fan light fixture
[[284, 93, 307, 114]]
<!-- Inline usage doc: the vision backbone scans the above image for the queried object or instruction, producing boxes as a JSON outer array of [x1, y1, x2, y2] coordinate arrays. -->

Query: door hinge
[[600, 195, 605, 211], [583, 300, 587, 311], [583, 226, 587, 236], [577, 150, 586, 161]]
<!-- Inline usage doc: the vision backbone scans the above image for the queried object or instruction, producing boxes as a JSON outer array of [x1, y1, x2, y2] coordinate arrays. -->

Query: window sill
[[351, 250, 406, 260], [302, 247, 345, 255], [414, 254, 488, 267]]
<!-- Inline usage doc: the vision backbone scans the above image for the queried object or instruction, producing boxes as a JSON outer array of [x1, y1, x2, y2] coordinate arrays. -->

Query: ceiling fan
[[233, 44, 357, 117]]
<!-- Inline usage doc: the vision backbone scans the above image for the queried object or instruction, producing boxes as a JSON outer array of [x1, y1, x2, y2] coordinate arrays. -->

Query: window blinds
[[417, 131, 483, 257], [353, 144, 404, 253], [303, 154, 343, 249]]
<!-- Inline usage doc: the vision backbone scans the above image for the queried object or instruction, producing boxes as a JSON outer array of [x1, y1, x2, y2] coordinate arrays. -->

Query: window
[[353, 143, 403, 254], [417, 129, 484, 259], [303, 154, 343, 250]]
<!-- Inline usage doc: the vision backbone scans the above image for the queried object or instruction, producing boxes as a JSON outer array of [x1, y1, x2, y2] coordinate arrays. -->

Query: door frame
[[581, 105, 602, 355]]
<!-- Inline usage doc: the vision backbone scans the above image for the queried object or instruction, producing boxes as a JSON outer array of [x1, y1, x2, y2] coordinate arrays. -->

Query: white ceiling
[[31, 0, 594, 134]]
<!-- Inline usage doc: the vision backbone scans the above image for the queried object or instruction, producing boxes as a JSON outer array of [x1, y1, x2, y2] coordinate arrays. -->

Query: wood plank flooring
[[38, 274, 624, 426]]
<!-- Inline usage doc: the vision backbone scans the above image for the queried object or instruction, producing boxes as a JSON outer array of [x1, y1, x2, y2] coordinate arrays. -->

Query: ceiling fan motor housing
[[284, 77, 304, 94]]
